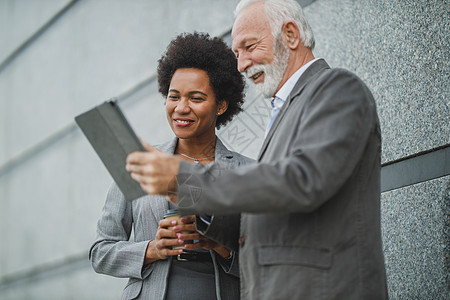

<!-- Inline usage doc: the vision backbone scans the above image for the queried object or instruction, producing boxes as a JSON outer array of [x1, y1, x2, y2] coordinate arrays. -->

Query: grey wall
[[0, 0, 448, 299], [0, 0, 241, 298], [304, 1, 449, 298]]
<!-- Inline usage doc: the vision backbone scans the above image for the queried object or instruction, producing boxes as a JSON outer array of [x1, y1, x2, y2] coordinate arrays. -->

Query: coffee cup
[[163, 209, 194, 249]]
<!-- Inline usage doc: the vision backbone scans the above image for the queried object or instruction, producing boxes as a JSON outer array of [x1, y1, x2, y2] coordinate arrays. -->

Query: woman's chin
[[174, 132, 195, 140]]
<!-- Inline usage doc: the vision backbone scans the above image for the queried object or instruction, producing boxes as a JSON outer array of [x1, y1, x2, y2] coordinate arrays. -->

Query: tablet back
[[75, 100, 147, 201]]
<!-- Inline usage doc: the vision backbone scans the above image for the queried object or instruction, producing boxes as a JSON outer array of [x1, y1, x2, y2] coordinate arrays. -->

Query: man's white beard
[[246, 38, 290, 98]]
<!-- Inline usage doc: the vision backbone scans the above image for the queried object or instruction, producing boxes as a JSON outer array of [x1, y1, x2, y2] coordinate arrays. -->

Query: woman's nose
[[174, 98, 190, 113]]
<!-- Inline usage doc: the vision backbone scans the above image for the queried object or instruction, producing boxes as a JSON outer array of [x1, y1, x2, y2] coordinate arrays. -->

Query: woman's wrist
[[214, 246, 232, 259], [144, 240, 159, 265], [224, 250, 233, 260]]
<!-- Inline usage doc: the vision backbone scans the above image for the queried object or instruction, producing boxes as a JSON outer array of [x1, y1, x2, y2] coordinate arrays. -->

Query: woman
[[89, 32, 253, 299]]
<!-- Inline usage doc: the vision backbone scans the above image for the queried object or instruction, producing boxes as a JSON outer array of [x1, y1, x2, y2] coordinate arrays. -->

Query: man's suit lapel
[[257, 59, 330, 160]]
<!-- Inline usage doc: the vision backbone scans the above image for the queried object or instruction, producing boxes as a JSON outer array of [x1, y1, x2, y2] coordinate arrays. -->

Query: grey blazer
[[177, 59, 388, 299], [89, 137, 253, 300]]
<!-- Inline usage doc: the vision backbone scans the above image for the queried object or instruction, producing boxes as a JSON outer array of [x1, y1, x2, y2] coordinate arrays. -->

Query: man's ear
[[217, 100, 229, 115], [282, 21, 301, 49]]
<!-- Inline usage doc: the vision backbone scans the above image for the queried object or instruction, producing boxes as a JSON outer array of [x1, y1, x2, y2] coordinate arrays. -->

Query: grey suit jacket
[[89, 137, 253, 300], [177, 59, 388, 300]]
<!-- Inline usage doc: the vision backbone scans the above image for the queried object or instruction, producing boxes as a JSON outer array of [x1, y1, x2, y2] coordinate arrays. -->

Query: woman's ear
[[217, 100, 229, 115]]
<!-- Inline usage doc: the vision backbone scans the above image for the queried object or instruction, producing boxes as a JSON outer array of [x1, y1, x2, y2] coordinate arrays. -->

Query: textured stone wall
[[303, 1, 449, 298]]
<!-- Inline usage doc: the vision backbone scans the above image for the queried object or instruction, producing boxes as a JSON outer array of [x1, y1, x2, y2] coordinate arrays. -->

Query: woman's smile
[[173, 118, 194, 127]]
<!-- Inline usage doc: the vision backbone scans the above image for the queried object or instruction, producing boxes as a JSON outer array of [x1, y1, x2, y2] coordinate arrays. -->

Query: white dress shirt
[[265, 58, 320, 137]]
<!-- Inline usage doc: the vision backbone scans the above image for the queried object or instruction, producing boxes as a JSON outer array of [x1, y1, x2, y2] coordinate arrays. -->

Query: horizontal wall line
[[381, 144, 450, 167], [381, 144, 450, 192], [0, 253, 89, 291], [0, 0, 79, 74]]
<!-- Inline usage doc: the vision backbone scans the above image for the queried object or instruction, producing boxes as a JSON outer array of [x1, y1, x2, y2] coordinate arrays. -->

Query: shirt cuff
[[199, 214, 214, 225]]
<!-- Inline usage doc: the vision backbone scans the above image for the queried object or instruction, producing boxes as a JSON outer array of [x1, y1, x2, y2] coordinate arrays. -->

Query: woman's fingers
[[180, 215, 196, 223]]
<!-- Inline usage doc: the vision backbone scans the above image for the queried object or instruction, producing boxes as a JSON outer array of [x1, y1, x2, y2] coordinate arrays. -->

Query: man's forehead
[[232, 5, 270, 47]]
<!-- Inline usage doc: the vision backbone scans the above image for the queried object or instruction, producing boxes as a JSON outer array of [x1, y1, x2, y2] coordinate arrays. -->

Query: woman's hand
[[177, 216, 232, 259], [144, 219, 184, 264]]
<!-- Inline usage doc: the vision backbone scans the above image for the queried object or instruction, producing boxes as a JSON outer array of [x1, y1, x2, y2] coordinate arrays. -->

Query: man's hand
[[126, 141, 180, 196]]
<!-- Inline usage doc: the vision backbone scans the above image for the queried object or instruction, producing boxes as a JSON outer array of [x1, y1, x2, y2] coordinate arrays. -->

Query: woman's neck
[[176, 136, 216, 159]]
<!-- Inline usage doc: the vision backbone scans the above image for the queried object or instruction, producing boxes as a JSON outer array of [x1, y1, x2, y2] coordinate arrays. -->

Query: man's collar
[[275, 58, 320, 101]]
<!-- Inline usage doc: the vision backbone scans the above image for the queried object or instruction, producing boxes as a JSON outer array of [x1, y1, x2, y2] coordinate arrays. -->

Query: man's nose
[[175, 99, 190, 113], [237, 53, 252, 73]]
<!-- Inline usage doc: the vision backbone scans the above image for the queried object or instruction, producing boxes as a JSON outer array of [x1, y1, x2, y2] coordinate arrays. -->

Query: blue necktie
[[265, 96, 284, 137]]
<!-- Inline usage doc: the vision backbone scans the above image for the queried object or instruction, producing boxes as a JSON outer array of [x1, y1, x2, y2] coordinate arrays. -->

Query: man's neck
[[276, 49, 315, 94]]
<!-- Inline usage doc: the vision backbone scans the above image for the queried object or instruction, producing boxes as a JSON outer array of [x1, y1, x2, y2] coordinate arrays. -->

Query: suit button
[[239, 235, 245, 246]]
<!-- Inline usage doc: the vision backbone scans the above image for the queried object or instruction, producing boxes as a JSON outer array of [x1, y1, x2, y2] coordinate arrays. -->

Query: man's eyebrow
[[168, 89, 180, 93], [234, 37, 258, 51]]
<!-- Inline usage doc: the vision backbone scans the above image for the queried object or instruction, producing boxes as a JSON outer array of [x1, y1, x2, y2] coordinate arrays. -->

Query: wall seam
[[0, 0, 79, 74]]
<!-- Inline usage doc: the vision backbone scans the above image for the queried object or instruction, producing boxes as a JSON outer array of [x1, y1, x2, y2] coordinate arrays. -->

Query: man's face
[[232, 2, 289, 98], [250, 37, 290, 98]]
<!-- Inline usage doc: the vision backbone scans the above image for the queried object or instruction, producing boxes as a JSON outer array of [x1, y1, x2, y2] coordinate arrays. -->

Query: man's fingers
[[130, 172, 150, 184], [126, 152, 164, 173], [125, 148, 180, 196], [126, 151, 146, 165], [141, 140, 158, 152], [126, 150, 160, 166]]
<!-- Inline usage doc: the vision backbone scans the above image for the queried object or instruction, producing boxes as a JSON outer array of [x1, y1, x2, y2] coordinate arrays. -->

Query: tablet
[[75, 99, 147, 201]]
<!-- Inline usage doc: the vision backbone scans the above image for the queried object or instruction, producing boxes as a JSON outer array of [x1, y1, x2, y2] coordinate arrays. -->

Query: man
[[126, 0, 388, 299]]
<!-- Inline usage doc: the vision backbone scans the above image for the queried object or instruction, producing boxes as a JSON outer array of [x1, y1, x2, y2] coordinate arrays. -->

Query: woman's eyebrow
[[168, 89, 180, 94], [189, 91, 208, 97]]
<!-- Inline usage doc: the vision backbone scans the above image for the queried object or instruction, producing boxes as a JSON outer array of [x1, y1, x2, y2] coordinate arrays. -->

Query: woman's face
[[166, 68, 227, 141]]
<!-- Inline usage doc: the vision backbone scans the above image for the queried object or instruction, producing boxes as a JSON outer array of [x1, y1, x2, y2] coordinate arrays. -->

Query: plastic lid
[[163, 208, 179, 218]]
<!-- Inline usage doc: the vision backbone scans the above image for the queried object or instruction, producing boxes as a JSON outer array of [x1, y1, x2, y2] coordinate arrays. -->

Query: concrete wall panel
[[0, 129, 110, 276], [0, 0, 71, 63]]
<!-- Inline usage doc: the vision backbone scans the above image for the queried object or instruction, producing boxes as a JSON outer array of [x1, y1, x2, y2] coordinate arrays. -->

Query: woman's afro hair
[[157, 32, 246, 128]]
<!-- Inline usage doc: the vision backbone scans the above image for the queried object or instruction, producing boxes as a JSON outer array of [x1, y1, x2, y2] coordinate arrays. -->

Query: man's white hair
[[234, 0, 315, 50]]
